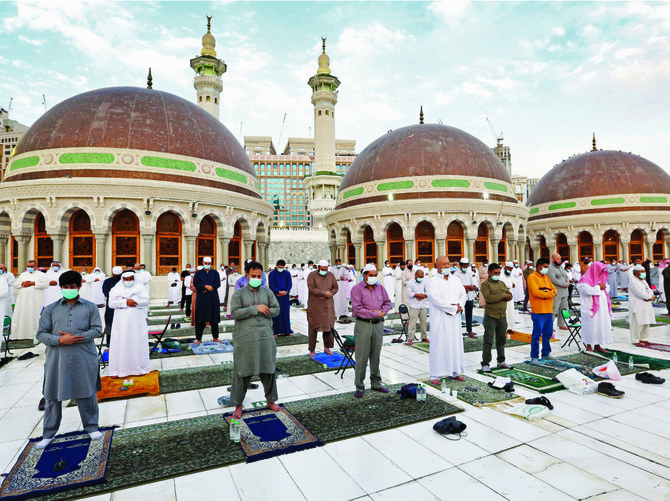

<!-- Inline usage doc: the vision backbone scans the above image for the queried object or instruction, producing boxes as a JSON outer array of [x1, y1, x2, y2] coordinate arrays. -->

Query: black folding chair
[[96, 329, 110, 368], [149, 315, 172, 357], [2, 316, 12, 358], [331, 327, 355, 379], [560, 309, 582, 350], [393, 304, 411, 342]]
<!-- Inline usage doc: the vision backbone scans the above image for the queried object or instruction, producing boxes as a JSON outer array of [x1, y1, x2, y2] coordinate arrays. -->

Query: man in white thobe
[[133, 263, 152, 298], [401, 260, 414, 306], [501, 261, 516, 333], [628, 265, 655, 345], [227, 266, 242, 316], [511, 260, 524, 303], [43, 261, 66, 307], [606, 260, 619, 298], [381, 261, 396, 307], [330, 259, 350, 318], [167, 267, 181, 305], [88, 267, 106, 307], [12, 260, 47, 340], [289, 265, 300, 300], [298, 262, 313, 307], [218, 265, 228, 305], [0, 263, 12, 320], [394, 262, 405, 305], [108, 271, 151, 377], [426, 256, 466, 382], [79, 268, 92, 300], [576, 262, 612, 353]]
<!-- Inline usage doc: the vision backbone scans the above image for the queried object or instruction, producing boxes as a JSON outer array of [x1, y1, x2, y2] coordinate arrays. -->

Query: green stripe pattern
[[342, 187, 364, 199], [377, 181, 414, 192], [548, 201, 577, 211], [9, 156, 39, 171], [484, 181, 508, 193], [640, 196, 667, 204], [431, 179, 470, 188], [60, 153, 115, 164], [141, 156, 196, 172], [215, 167, 247, 183], [590, 197, 625, 206]]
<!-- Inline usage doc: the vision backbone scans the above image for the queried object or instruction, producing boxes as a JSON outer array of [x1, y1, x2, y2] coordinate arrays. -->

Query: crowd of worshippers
[[1, 252, 666, 443]]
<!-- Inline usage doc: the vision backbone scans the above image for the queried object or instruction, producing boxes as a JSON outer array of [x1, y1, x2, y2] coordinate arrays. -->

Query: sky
[[1, 0, 670, 179]]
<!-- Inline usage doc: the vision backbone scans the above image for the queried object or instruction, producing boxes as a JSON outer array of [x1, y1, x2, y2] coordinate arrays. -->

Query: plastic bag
[[555, 368, 597, 395], [508, 403, 551, 421], [593, 360, 621, 381]]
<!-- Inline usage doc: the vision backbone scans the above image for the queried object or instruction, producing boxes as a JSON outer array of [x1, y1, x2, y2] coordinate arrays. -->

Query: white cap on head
[[121, 271, 135, 279], [363, 264, 377, 273], [633, 264, 645, 271], [112, 266, 123, 275], [513, 259, 519, 263], [318, 259, 329, 267], [505, 261, 513, 267], [203, 257, 212, 263], [197, 265, 203, 270], [460, 258, 469, 264]]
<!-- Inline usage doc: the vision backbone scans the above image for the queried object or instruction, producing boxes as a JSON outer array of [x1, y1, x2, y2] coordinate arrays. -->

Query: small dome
[[317, 38, 331, 75], [201, 31, 216, 57]]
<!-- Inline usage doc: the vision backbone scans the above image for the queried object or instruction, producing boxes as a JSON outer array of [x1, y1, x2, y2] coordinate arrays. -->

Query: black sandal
[[525, 396, 554, 410]]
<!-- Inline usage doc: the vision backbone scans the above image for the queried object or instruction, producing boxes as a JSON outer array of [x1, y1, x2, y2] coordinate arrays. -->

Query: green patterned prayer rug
[[410, 337, 527, 354], [520, 352, 644, 379], [611, 318, 664, 329], [425, 376, 521, 407], [593, 349, 670, 371], [486, 367, 564, 394]]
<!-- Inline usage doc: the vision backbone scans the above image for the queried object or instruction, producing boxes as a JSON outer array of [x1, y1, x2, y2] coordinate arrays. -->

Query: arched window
[[653, 230, 665, 262], [69, 210, 95, 269], [346, 230, 355, 266], [34, 213, 53, 269], [629, 230, 644, 262], [603, 230, 620, 262], [498, 227, 507, 263], [156, 212, 182, 275], [539, 235, 550, 259], [387, 223, 405, 265], [415, 221, 435, 266], [11, 236, 17, 274], [363, 226, 377, 264], [112, 210, 139, 268], [446, 222, 464, 263], [228, 221, 242, 266], [474, 223, 488, 263], [196, 216, 216, 266], [556, 233, 570, 262], [578, 231, 593, 263]]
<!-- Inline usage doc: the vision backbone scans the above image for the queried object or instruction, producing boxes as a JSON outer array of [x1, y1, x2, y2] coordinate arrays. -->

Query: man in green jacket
[[480, 263, 513, 373]]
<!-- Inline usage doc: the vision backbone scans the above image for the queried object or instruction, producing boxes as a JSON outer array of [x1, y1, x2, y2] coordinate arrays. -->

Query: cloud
[[18, 35, 43, 46], [552, 27, 565, 36], [428, 0, 471, 26]]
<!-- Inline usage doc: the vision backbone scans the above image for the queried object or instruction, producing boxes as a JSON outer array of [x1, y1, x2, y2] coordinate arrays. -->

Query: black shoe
[[170, 324, 175, 329], [503, 382, 515, 393], [635, 372, 666, 384], [433, 416, 467, 435], [38, 397, 45, 411], [597, 382, 625, 398], [525, 396, 554, 410]]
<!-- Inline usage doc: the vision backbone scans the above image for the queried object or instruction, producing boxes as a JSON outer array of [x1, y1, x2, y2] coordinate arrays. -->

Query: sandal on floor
[[525, 396, 554, 410]]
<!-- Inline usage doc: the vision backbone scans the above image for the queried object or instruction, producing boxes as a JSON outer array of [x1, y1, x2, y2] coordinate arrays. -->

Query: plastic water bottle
[[612, 352, 618, 364], [441, 379, 447, 393], [417, 384, 427, 401], [229, 419, 240, 442], [629, 356, 634, 369]]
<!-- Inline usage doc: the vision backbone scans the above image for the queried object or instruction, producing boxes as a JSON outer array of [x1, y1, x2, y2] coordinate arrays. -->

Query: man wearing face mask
[[34, 270, 103, 449], [381, 260, 396, 307], [43, 261, 67, 307], [400, 259, 414, 306], [298, 261, 313, 308], [350, 264, 391, 397], [426, 256, 467, 382], [218, 264, 228, 306], [548, 253, 570, 332], [133, 263, 152, 298], [108, 270, 151, 377], [268, 259, 292, 336], [406, 268, 428, 344], [501, 262, 516, 333], [13, 259, 48, 340], [330, 259, 350, 319], [628, 264, 655, 346], [456, 258, 478, 339], [102, 266, 123, 337], [521, 260, 534, 312], [193, 257, 222, 344], [479, 263, 512, 372], [306, 260, 338, 357], [527, 258, 557, 360], [511, 260, 524, 303], [0, 263, 12, 322], [394, 261, 405, 307], [477, 259, 489, 306], [606, 260, 619, 298]]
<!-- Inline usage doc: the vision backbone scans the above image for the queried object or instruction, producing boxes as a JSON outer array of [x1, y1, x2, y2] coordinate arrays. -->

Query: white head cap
[[318, 259, 329, 267], [633, 264, 645, 271], [505, 261, 513, 267], [203, 257, 212, 264], [112, 266, 123, 275], [459, 258, 469, 265], [363, 264, 377, 273], [121, 271, 135, 279], [197, 265, 203, 270]]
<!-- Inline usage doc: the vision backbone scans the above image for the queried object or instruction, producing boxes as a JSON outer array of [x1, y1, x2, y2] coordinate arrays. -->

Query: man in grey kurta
[[548, 253, 570, 330], [230, 261, 281, 419], [35, 270, 103, 449]]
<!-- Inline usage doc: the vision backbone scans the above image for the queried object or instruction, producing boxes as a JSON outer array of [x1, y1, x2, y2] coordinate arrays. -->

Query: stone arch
[[230, 214, 253, 240], [477, 218, 497, 240], [16, 202, 51, 234], [54, 201, 97, 234], [577, 230, 595, 262], [354, 220, 377, 242], [445, 216, 472, 241], [339, 223, 355, 244], [411, 215, 439, 235], [100, 203, 145, 233], [151, 205, 191, 235], [379, 218, 409, 238], [0, 207, 15, 234], [194, 209, 227, 236], [255, 219, 267, 243]]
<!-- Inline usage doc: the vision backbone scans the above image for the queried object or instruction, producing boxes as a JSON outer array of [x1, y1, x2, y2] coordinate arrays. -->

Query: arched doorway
[[415, 221, 435, 265], [653, 230, 665, 262], [69, 210, 95, 269], [346, 230, 355, 266], [363, 226, 377, 264], [228, 222, 242, 265], [11, 236, 17, 274], [387, 223, 405, 265], [556, 233, 570, 262], [629, 229, 644, 262], [578, 231, 593, 263], [156, 212, 182, 275], [498, 227, 507, 263], [34, 213, 53, 268], [539, 235, 550, 259], [602, 230, 620, 262], [196, 216, 216, 265], [446, 222, 464, 263], [474, 223, 489, 263], [112, 210, 140, 268]]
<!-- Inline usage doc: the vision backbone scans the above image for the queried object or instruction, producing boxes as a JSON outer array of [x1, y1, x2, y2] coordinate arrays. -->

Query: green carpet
[[611, 318, 664, 329], [655, 315, 670, 324], [485, 367, 564, 394], [411, 337, 527, 354], [425, 376, 520, 406], [5, 339, 37, 350], [585, 349, 670, 371], [32, 386, 461, 500], [515, 352, 645, 380]]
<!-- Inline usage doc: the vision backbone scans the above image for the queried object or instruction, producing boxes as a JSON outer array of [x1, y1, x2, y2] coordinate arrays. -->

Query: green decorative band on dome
[[10, 156, 39, 171], [529, 208, 539, 214], [342, 187, 364, 199], [548, 201, 577, 211], [483, 181, 508, 193], [215, 167, 247, 184], [591, 197, 625, 206], [640, 196, 667, 204], [141, 156, 196, 172], [431, 179, 470, 188], [377, 181, 414, 192], [60, 152, 115, 165]]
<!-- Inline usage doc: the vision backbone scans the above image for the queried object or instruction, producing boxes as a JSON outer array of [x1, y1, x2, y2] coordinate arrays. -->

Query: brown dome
[[14, 86, 255, 176], [528, 150, 670, 206], [339, 123, 511, 190]]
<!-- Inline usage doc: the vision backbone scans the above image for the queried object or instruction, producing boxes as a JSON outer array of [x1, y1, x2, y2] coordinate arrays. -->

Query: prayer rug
[[486, 367, 564, 394], [592, 349, 670, 370], [223, 406, 322, 463], [425, 376, 521, 407], [524, 353, 644, 379], [0, 427, 114, 500], [509, 331, 559, 343], [5, 339, 36, 350], [311, 352, 353, 368], [639, 341, 670, 354], [654, 315, 670, 325], [611, 318, 664, 329], [190, 340, 233, 355], [97, 371, 160, 402], [410, 337, 526, 355]]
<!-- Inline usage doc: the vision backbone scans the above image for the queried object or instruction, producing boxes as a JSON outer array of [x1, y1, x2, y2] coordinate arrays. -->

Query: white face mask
[[540, 268, 549, 275], [123, 280, 135, 288], [366, 276, 378, 286]]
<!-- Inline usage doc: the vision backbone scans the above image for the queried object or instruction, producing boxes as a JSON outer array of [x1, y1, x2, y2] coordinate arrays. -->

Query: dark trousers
[[307, 325, 334, 352], [464, 300, 474, 333], [567, 284, 574, 302], [184, 296, 192, 317], [43, 396, 99, 439], [195, 321, 219, 341], [180, 286, 187, 309], [530, 313, 553, 359], [481, 314, 507, 367], [522, 287, 529, 311], [230, 373, 278, 407]]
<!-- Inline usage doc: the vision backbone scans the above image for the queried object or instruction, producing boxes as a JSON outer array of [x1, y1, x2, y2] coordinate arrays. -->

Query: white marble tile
[[370, 481, 440, 500], [581, 418, 670, 459], [461, 406, 551, 442], [229, 457, 305, 500], [289, 374, 335, 394], [496, 444, 562, 474], [97, 400, 128, 428], [76, 494, 112, 501], [173, 466, 240, 501], [0, 405, 43, 443], [0, 382, 36, 409], [0, 438, 26, 472], [165, 389, 205, 417], [112, 478, 175, 501], [534, 462, 619, 499], [398, 421, 487, 466], [198, 385, 230, 410], [585, 489, 647, 501], [418, 468, 506, 500], [124, 395, 167, 423]]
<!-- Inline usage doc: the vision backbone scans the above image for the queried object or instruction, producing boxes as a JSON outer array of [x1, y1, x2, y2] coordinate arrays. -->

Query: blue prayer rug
[[190, 340, 233, 354], [311, 352, 353, 368], [0, 427, 115, 500], [223, 406, 322, 463]]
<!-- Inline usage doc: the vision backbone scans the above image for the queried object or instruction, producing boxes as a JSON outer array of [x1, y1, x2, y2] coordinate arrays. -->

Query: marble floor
[[1, 299, 669, 500]]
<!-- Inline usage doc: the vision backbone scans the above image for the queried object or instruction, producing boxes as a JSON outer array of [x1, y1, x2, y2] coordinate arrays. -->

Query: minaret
[[190, 15, 227, 120], [305, 38, 341, 228]]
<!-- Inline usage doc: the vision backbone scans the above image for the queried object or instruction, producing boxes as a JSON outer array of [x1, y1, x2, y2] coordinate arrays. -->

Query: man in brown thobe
[[307, 259, 338, 357]]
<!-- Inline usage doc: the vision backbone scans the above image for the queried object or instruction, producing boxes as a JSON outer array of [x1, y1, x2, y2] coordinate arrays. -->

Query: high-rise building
[[190, 15, 227, 120], [492, 143, 512, 177], [511, 174, 539, 203], [0, 108, 29, 182]]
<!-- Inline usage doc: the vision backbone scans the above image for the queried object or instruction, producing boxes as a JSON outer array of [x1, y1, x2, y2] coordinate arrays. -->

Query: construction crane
[[7, 98, 12, 112], [277, 112, 287, 150], [485, 111, 503, 152]]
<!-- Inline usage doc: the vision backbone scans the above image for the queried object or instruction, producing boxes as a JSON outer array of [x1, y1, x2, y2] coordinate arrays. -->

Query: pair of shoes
[[480, 365, 492, 373], [594, 346, 610, 354], [371, 386, 390, 393], [170, 323, 175, 329], [354, 390, 364, 398], [541, 355, 555, 360], [597, 382, 625, 398], [406, 340, 413, 345], [421, 338, 429, 343], [452, 375, 466, 382], [635, 372, 666, 384], [18, 351, 39, 361], [487, 380, 514, 392], [183, 317, 190, 322], [525, 396, 554, 410], [497, 363, 511, 369]]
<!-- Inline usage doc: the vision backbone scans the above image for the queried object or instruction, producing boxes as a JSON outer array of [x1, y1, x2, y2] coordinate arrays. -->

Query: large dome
[[528, 150, 670, 207]]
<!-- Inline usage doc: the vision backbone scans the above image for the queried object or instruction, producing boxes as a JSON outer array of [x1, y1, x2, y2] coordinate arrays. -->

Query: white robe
[[227, 273, 242, 307], [394, 267, 403, 305], [628, 277, 655, 326], [347, 269, 356, 298], [298, 269, 311, 306], [576, 283, 612, 346], [426, 275, 466, 378], [108, 281, 151, 377], [618, 264, 630, 290], [289, 269, 300, 296], [79, 273, 92, 301], [12, 271, 47, 340], [43, 267, 66, 307], [382, 266, 396, 304], [167, 272, 181, 303], [606, 265, 618, 297], [0, 274, 12, 320], [330, 266, 350, 317], [138, 270, 152, 298], [88, 270, 106, 305], [218, 270, 227, 303], [6, 272, 15, 303], [501, 273, 516, 329], [511, 267, 524, 302]]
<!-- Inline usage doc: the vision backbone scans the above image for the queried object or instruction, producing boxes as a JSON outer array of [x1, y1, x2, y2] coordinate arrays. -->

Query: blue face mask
[[416, 277, 423, 283], [491, 275, 500, 281], [440, 268, 450, 276], [26, 267, 34, 273]]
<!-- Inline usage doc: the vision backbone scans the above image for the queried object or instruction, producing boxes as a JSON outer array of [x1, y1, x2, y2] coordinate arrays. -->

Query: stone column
[[220, 237, 231, 265], [354, 243, 363, 268], [0, 235, 8, 265], [594, 242, 602, 261], [518, 241, 526, 264], [260, 242, 269, 267], [404, 239, 415, 262], [142, 234, 155, 273], [16, 235, 30, 272], [50, 233, 66, 263], [337, 245, 346, 261], [465, 238, 475, 262], [376, 240, 386, 269], [244, 241, 253, 263], [621, 240, 630, 263], [94, 233, 107, 271], [489, 238, 498, 264], [329, 245, 337, 264], [183, 235, 196, 267], [645, 240, 654, 261], [436, 238, 446, 258], [508, 239, 518, 262]]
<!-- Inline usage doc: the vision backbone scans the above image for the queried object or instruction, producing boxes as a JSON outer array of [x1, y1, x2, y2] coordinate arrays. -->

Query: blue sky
[[1, 0, 669, 178]]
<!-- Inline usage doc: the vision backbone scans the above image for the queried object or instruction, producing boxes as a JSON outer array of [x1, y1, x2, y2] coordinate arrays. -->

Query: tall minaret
[[190, 15, 227, 120], [305, 38, 341, 227]]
